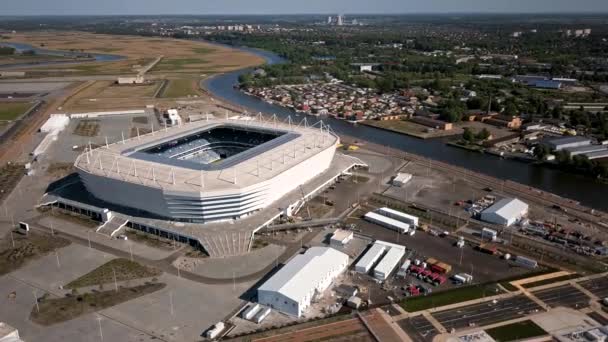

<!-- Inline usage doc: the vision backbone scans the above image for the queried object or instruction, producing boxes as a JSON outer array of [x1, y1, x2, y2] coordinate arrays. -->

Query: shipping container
[[205, 322, 225, 339], [514, 255, 538, 268], [481, 228, 498, 241], [477, 243, 498, 255], [397, 259, 412, 277], [452, 274, 466, 284]]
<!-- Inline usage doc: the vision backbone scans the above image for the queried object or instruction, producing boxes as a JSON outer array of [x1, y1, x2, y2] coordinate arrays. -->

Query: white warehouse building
[[257, 247, 349, 317], [376, 207, 419, 227], [480, 198, 529, 226], [355, 242, 386, 274], [374, 244, 406, 281]]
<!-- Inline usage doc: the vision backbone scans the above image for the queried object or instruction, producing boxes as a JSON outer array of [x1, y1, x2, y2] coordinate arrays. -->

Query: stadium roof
[[75, 116, 338, 193], [258, 247, 349, 303], [482, 198, 528, 220]]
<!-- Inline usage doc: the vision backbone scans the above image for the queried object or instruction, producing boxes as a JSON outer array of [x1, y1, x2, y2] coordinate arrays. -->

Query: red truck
[[433, 275, 447, 286], [409, 265, 421, 275], [419, 269, 433, 280], [407, 285, 420, 296]]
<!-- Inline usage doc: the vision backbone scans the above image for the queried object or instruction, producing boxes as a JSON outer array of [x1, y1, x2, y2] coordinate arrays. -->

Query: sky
[[3, 0, 608, 16]]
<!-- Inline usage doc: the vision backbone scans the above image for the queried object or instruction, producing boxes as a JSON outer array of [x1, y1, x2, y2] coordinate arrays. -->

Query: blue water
[[0, 42, 124, 69], [202, 44, 608, 210]]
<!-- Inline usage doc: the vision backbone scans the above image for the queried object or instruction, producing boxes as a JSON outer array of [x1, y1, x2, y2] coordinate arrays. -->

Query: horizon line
[[3, 11, 608, 17]]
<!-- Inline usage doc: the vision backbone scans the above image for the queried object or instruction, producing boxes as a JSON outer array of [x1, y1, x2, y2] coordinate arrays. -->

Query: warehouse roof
[[547, 136, 591, 147], [374, 247, 405, 276], [482, 198, 528, 220], [258, 247, 348, 303], [364, 212, 410, 231], [564, 144, 608, 155], [355, 243, 386, 270]]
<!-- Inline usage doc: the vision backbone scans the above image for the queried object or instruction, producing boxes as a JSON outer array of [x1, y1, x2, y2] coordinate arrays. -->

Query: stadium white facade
[[257, 247, 349, 317], [75, 117, 339, 223]]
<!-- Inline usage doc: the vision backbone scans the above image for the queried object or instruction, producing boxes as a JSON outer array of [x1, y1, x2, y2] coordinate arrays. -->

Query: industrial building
[[480, 198, 529, 226], [364, 211, 410, 234], [392, 173, 412, 187], [564, 144, 608, 156], [257, 247, 349, 317], [547, 136, 591, 151], [373, 244, 406, 281], [117, 75, 145, 84], [376, 207, 419, 227], [355, 243, 387, 273], [330, 229, 353, 248]]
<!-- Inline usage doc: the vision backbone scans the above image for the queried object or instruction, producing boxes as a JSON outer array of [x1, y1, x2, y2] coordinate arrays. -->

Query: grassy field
[[0, 231, 71, 276], [0, 102, 33, 121], [0, 162, 26, 202], [30, 283, 166, 325], [498, 267, 559, 291], [400, 283, 503, 312], [65, 258, 162, 289], [5, 31, 265, 75], [522, 274, 580, 289], [486, 320, 547, 341], [61, 80, 160, 112], [361, 120, 461, 139], [161, 79, 201, 98]]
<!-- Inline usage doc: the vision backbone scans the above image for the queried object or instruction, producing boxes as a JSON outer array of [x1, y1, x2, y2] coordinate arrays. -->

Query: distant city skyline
[[3, 0, 608, 16]]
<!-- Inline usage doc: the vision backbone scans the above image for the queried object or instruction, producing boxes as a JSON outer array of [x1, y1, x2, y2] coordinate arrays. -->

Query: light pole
[[96, 315, 103, 341]]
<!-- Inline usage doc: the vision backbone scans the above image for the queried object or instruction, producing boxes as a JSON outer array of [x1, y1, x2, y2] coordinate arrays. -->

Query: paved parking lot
[[397, 315, 439, 342], [346, 213, 530, 285], [579, 277, 608, 299], [532, 285, 590, 309], [432, 295, 542, 331]]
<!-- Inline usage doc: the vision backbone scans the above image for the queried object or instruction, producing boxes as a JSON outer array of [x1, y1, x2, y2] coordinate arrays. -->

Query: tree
[[476, 128, 491, 141], [533, 144, 551, 160], [441, 99, 465, 123], [462, 127, 475, 142], [503, 100, 519, 116], [551, 106, 562, 119], [466, 97, 484, 110]]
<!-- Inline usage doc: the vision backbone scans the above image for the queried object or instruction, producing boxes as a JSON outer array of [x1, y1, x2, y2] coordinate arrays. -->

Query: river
[[202, 45, 607, 210], [0, 42, 124, 70]]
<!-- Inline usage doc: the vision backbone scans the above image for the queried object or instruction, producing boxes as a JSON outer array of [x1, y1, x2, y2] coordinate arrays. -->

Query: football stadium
[[76, 117, 343, 223]]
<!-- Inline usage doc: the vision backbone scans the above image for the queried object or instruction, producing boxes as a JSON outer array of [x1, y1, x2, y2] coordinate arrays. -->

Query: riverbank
[[199, 42, 608, 211], [360, 120, 455, 139]]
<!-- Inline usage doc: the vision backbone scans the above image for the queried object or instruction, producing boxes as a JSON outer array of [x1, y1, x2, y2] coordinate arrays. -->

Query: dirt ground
[[6, 31, 265, 75], [0, 230, 71, 276]]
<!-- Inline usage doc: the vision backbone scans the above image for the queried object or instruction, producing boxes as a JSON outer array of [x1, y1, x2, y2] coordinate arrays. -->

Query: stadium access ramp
[[96, 217, 129, 237]]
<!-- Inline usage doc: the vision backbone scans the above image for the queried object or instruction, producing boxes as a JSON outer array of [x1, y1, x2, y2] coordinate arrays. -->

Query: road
[[25, 216, 319, 285], [532, 285, 591, 309], [579, 277, 608, 299], [431, 295, 542, 330], [397, 315, 439, 342]]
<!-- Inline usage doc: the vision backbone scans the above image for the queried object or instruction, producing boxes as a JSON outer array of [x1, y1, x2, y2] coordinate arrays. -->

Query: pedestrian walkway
[[96, 216, 128, 237], [423, 312, 447, 334]]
